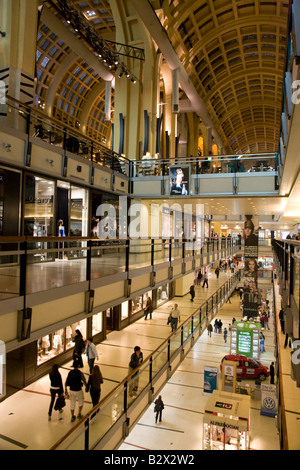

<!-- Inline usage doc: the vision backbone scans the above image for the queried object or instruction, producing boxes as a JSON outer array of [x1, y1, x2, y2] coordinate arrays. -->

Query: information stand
[[221, 360, 237, 393], [203, 390, 250, 450], [231, 322, 260, 360]]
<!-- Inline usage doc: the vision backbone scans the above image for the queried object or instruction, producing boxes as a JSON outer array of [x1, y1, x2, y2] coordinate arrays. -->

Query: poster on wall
[[243, 215, 259, 318], [169, 166, 190, 196]]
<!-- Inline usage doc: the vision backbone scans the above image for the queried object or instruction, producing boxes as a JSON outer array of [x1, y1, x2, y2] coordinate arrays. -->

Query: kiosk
[[203, 390, 250, 450]]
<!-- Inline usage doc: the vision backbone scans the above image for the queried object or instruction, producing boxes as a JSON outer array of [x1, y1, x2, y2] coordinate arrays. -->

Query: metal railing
[[3, 95, 131, 177], [0, 236, 235, 300], [132, 153, 279, 178]]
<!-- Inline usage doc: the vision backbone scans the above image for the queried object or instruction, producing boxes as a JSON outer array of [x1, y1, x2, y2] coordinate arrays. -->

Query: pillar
[[0, 0, 39, 130]]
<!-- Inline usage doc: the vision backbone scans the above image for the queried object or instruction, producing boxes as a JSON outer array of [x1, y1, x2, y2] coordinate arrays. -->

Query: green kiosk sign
[[231, 322, 260, 359]]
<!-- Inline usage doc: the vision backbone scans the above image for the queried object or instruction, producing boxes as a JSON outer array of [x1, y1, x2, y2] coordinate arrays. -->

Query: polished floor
[[0, 269, 297, 450]]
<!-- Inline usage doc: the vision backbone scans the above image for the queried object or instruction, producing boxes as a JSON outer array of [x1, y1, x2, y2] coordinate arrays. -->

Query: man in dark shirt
[[128, 346, 143, 396], [65, 360, 87, 422]]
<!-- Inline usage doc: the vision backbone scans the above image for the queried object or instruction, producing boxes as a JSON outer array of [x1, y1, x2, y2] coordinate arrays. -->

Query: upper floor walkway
[[0, 96, 279, 199]]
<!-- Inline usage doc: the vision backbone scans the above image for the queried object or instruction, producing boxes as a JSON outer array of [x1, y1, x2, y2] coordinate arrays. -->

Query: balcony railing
[[132, 153, 278, 178], [0, 236, 235, 300], [3, 95, 131, 177]]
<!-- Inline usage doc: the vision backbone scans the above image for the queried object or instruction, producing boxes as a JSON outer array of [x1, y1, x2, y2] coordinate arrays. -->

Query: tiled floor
[[0, 269, 296, 450], [119, 288, 279, 451]]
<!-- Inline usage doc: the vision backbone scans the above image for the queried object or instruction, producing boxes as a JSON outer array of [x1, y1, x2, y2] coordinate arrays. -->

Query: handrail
[[133, 153, 277, 165], [0, 235, 234, 243], [273, 265, 289, 450], [50, 271, 239, 450], [5, 95, 131, 166]]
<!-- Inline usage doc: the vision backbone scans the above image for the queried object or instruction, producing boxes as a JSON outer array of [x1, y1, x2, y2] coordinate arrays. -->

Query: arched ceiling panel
[[35, 2, 116, 145], [36, 21, 72, 105]]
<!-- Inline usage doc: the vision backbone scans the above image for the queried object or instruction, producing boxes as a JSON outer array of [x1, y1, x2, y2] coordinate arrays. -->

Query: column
[[0, 0, 39, 130]]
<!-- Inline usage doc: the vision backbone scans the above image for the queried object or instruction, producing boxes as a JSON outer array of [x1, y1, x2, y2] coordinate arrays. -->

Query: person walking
[[48, 364, 64, 421], [154, 395, 164, 424], [170, 304, 181, 332], [215, 267, 220, 279], [189, 285, 195, 302], [260, 335, 265, 353], [223, 327, 228, 343], [279, 309, 285, 333], [263, 313, 270, 330], [202, 272, 208, 288], [86, 365, 103, 416], [197, 271, 203, 285], [128, 346, 143, 396], [144, 296, 153, 320], [207, 323, 213, 337], [86, 337, 99, 374], [270, 362, 275, 385], [65, 360, 87, 422], [73, 329, 85, 368]]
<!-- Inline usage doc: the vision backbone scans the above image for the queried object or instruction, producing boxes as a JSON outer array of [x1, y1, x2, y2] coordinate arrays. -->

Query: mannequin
[[58, 219, 65, 237]]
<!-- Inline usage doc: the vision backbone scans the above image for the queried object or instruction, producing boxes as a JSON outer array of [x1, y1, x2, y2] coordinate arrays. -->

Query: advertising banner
[[169, 166, 190, 196], [261, 384, 277, 417], [203, 366, 218, 395], [243, 215, 259, 318]]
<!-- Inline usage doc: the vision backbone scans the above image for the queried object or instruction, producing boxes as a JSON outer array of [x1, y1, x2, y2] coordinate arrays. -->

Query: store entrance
[[105, 307, 116, 334]]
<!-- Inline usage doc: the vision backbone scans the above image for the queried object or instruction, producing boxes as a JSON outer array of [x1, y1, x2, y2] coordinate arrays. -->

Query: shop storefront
[[23, 174, 89, 239], [120, 283, 173, 328], [91, 189, 124, 238], [0, 167, 21, 237], [0, 166, 21, 265]]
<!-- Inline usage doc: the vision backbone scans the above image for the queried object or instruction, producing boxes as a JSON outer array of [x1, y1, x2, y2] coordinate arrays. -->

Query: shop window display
[[92, 311, 103, 335], [131, 295, 143, 315], [37, 329, 65, 366], [37, 320, 87, 366], [157, 283, 169, 306], [121, 301, 129, 320], [131, 291, 152, 315]]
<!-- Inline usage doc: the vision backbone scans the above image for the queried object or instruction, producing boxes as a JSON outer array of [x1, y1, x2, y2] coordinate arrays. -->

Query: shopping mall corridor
[[0, 269, 281, 450]]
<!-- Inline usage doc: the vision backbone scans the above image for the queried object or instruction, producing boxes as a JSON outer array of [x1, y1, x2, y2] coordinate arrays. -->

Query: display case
[[203, 390, 250, 450]]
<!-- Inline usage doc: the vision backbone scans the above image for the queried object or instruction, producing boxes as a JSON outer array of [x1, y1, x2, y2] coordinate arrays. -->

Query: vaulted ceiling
[[158, 0, 290, 154]]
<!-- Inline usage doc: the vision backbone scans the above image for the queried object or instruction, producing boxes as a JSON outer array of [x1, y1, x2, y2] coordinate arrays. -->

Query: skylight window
[[83, 10, 97, 20]]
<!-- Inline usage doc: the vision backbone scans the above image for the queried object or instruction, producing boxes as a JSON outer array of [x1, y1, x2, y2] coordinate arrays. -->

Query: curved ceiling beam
[[130, 0, 225, 149], [40, 5, 114, 83]]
